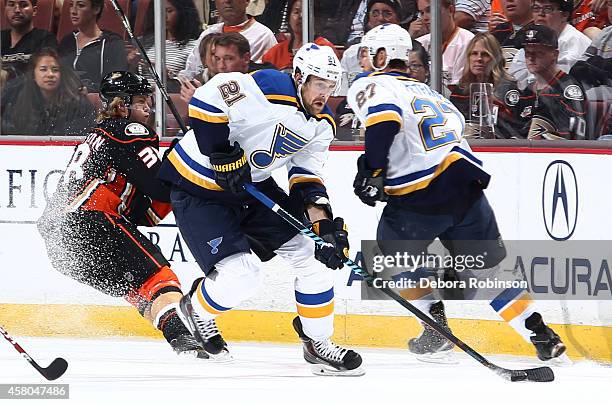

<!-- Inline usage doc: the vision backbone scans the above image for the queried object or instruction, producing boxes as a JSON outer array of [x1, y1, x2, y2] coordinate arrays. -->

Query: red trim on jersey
[[96, 127, 157, 144], [103, 213, 164, 268]]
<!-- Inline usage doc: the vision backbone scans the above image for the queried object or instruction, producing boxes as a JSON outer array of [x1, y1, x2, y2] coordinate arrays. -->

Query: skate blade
[[176, 349, 210, 360], [545, 353, 573, 367], [310, 364, 366, 377], [413, 349, 459, 364], [207, 349, 234, 363]]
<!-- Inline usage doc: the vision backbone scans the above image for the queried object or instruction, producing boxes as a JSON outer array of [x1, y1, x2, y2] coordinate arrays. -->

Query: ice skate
[[169, 333, 210, 359], [526, 313, 567, 361], [408, 301, 457, 364], [178, 294, 231, 361], [292, 316, 364, 376]]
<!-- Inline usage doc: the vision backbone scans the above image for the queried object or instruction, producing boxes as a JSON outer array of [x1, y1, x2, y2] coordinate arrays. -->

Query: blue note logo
[[542, 160, 578, 241], [250, 123, 309, 169], [208, 237, 223, 254]]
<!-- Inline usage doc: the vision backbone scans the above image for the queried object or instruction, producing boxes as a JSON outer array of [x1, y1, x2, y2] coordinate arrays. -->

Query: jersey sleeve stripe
[[288, 167, 324, 189], [190, 98, 224, 114], [365, 111, 402, 127], [266, 94, 298, 105], [189, 106, 230, 124], [166, 147, 222, 191], [367, 103, 403, 115]]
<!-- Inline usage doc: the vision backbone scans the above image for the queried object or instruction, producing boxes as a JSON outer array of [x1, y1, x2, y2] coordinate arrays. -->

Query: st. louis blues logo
[[207, 237, 223, 254], [250, 124, 309, 169]]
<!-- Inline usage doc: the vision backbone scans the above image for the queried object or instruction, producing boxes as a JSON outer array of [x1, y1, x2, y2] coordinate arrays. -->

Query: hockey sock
[[489, 289, 536, 342], [155, 304, 192, 344], [295, 288, 335, 341], [411, 294, 438, 320]]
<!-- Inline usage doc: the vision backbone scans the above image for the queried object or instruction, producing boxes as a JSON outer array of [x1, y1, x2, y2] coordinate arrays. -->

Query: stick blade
[[498, 366, 554, 382], [40, 358, 68, 381]]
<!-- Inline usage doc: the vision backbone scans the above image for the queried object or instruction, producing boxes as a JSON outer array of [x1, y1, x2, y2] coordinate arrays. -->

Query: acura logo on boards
[[541, 160, 578, 241]]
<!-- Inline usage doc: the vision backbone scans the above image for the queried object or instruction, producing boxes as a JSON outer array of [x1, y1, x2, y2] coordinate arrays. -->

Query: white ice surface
[[0, 337, 609, 404]]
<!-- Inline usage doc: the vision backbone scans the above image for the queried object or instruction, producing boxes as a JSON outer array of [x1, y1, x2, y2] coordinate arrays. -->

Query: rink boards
[[0, 141, 611, 362]]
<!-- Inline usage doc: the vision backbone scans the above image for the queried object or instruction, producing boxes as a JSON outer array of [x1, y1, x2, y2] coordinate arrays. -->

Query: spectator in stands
[[570, 0, 612, 137], [256, 0, 291, 35], [341, 0, 403, 85], [514, 25, 586, 139], [572, 0, 608, 39], [127, 0, 202, 93], [348, 0, 416, 44], [415, 0, 474, 85], [180, 0, 277, 79], [58, 0, 128, 91], [448, 33, 522, 138], [509, 1, 592, 88], [406, 40, 430, 83], [262, 0, 337, 71], [490, 0, 534, 67], [179, 33, 273, 103], [1, 47, 95, 136], [179, 33, 221, 103], [454, 0, 490, 33], [1, 0, 57, 79]]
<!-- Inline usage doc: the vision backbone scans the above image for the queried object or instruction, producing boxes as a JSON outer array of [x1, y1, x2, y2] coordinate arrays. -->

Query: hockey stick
[[242, 183, 555, 382], [0, 325, 68, 381], [109, 0, 188, 134]]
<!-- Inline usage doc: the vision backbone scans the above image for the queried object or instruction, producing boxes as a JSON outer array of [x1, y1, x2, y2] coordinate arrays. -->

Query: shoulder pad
[[251, 69, 297, 99]]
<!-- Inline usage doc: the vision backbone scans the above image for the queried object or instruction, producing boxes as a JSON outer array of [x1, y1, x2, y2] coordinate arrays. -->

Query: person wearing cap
[[515, 24, 587, 139], [415, 0, 475, 85], [508, 0, 591, 88]]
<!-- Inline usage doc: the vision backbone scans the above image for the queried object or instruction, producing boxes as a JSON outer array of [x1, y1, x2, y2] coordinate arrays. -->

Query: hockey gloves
[[312, 217, 350, 270], [353, 154, 387, 207], [210, 142, 252, 194]]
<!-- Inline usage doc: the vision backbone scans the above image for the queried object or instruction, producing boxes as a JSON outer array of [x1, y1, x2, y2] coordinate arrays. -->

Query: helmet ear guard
[[361, 23, 413, 71]]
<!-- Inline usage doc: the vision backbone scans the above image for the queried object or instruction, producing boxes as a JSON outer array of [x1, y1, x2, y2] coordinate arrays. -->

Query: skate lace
[[193, 313, 220, 341], [313, 339, 348, 362]]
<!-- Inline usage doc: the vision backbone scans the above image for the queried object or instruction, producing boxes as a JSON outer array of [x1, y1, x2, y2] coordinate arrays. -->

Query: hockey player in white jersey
[[347, 24, 566, 362], [158, 43, 363, 375]]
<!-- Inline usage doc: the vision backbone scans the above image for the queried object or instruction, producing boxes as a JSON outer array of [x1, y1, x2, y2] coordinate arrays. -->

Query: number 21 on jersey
[[411, 98, 460, 151]]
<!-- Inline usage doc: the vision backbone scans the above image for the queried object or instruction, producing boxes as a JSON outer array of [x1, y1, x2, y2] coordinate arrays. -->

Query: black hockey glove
[[210, 142, 252, 194], [312, 217, 350, 270], [353, 154, 387, 207]]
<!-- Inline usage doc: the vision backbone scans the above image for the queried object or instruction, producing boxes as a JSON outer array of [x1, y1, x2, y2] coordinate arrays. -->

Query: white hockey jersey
[[347, 71, 489, 207], [159, 70, 335, 199]]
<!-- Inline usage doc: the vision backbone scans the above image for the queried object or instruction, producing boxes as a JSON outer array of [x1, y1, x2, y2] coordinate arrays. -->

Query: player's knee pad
[[124, 266, 182, 315]]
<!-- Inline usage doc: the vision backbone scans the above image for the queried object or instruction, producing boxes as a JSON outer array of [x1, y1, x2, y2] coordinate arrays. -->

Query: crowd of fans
[[1, 0, 611, 139]]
